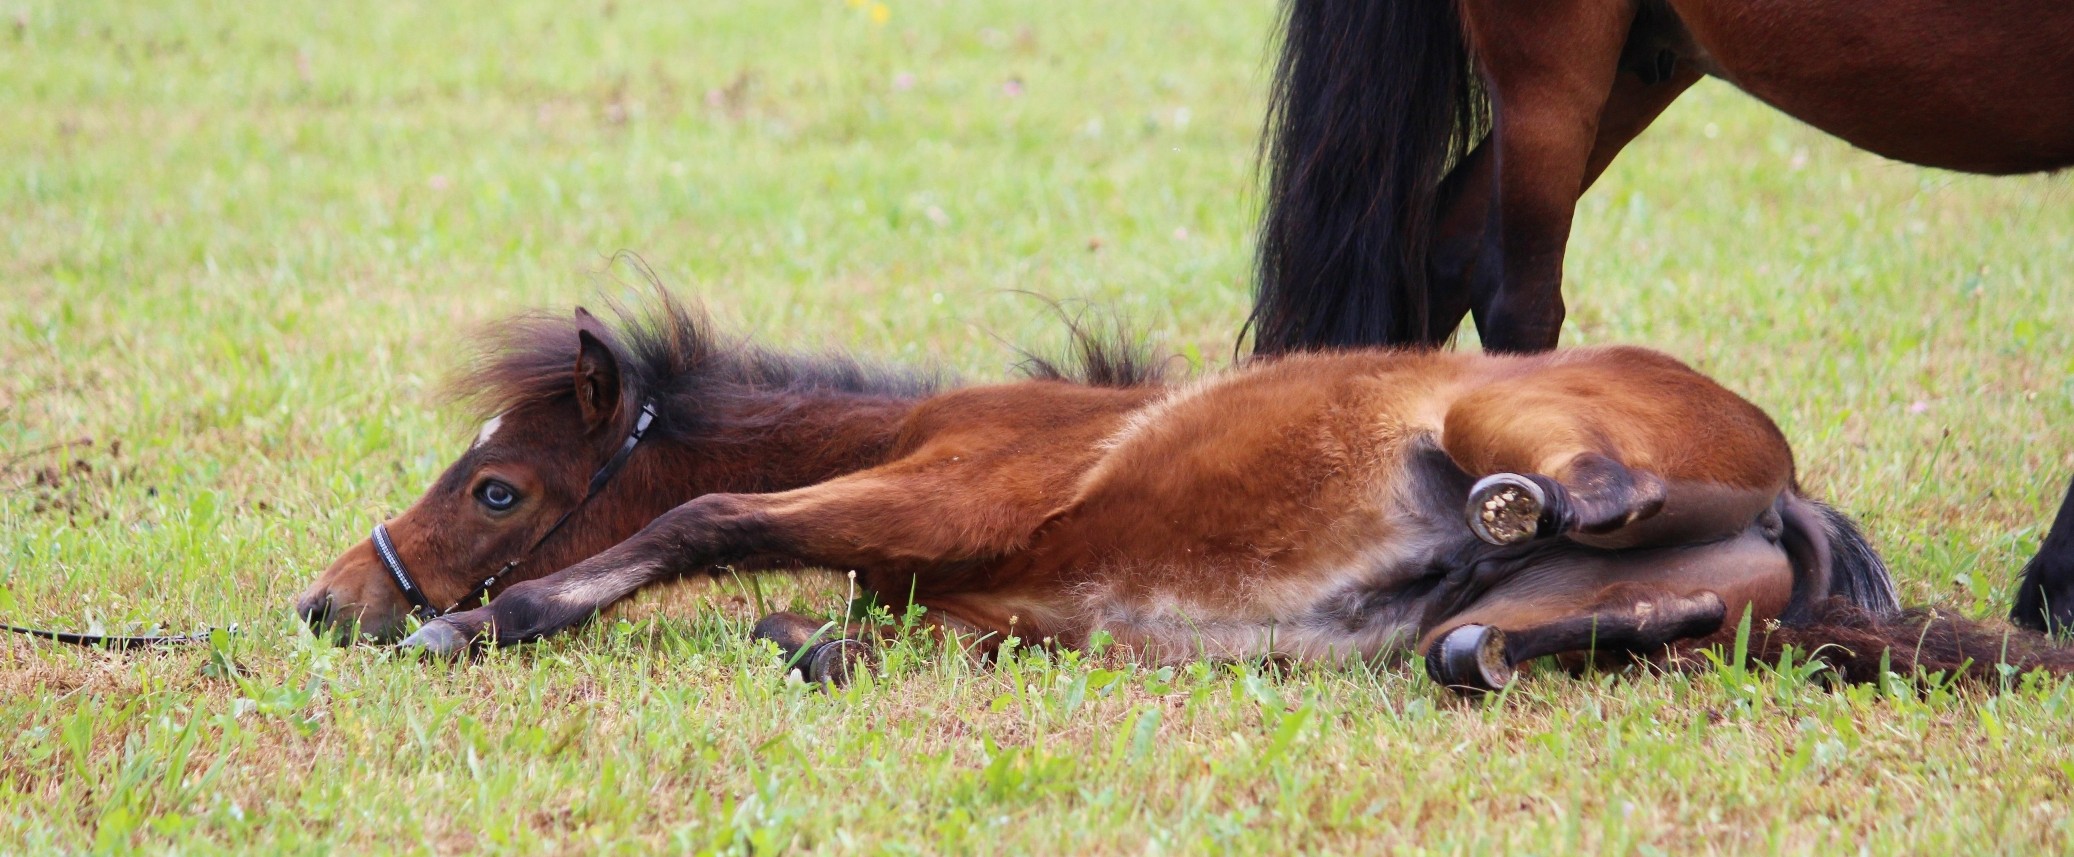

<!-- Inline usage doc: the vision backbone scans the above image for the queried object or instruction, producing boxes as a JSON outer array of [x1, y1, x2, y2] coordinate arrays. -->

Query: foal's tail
[[1778, 497, 1901, 624], [1248, 0, 1487, 353], [1738, 600, 2074, 685], [1733, 497, 2074, 685]]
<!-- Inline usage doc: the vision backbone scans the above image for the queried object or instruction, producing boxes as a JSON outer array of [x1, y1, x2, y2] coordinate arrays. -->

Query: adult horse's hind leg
[[1429, 67, 1699, 346], [2010, 477, 2074, 635], [1456, 0, 1717, 352], [1457, 0, 1632, 351]]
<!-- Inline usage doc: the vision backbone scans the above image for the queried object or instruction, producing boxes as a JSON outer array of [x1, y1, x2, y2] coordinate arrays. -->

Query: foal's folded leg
[[1421, 526, 1794, 694], [1441, 365, 1793, 550], [1426, 587, 1727, 694], [751, 611, 876, 686]]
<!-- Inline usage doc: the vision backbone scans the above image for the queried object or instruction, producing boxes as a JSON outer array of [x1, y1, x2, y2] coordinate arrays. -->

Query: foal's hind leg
[[751, 612, 875, 685], [1427, 587, 1726, 693], [1421, 527, 1793, 694], [1442, 359, 1792, 550], [1462, 451, 1670, 546]]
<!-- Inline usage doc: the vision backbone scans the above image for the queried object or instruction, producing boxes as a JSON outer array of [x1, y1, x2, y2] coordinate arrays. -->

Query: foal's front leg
[[402, 468, 1034, 654], [750, 608, 1000, 686], [400, 493, 775, 653]]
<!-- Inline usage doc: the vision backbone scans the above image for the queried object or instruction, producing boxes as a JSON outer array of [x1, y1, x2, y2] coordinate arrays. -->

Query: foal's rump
[[1042, 346, 1851, 670]]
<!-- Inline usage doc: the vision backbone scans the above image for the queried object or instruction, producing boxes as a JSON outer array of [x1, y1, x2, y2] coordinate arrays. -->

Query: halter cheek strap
[[372, 399, 659, 619], [371, 521, 437, 617]]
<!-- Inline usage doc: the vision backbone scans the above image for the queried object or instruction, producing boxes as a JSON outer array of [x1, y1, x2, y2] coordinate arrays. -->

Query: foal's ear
[[572, 308, 622, 429]]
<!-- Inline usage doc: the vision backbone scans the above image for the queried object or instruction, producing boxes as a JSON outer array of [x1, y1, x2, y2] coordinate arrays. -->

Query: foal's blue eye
[[476, 480, 519, 512]]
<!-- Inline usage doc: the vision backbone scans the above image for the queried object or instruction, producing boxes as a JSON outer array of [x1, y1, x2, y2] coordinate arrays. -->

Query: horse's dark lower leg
[[752, 611, 873, 685], [751, 607, 1000, 685], [2010, 476, 2074, 634], [1466, 35, 1697, 352], [1428, 589, 1727, 693], [1425, 142, 1495, 340], [1430, 69, 1696, 348]]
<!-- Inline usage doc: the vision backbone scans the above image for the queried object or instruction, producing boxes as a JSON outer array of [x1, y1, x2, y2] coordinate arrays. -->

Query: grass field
[[6, 0, 2074, 853]]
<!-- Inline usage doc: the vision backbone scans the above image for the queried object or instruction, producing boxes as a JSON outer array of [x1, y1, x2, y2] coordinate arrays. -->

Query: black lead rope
[[374, 399, 659, 619], [2, 399, 658, 648], [0, 623, 229, 649]]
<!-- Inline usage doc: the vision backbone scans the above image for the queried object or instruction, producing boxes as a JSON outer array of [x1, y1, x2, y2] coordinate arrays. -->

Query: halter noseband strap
[[372, 399, 659, 619]]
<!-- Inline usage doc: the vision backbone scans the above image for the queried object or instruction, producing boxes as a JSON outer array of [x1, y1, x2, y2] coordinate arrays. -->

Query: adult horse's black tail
[[1249, 0, 1486, 354]]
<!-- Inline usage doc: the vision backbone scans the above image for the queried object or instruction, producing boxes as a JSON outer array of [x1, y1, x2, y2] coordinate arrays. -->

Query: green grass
[[5, 0, 2074, 852]]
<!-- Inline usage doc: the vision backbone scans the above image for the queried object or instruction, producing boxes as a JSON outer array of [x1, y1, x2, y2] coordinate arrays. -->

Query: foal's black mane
[[449, 290, 1165, 444]]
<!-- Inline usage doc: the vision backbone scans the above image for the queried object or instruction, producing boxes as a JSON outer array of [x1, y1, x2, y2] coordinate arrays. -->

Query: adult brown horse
[[1247, 0, 2074, 632], [297, 293, 2072, 692]]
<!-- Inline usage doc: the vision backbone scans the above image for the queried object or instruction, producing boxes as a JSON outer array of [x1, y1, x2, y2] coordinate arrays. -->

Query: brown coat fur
[[308, 299, 1875, 680]]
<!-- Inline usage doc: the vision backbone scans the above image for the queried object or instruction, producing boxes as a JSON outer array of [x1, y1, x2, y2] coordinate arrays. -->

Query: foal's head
[[297, 290, 1146, 641], [297, 307, 687, 641], [300, 293, 941, 641]]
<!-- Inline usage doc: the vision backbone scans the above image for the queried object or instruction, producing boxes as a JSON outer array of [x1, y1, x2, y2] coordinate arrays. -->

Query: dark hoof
[[1426, 624, 1514, 695], [802, 638, 871, 686], [397, 620, 472, 657], [1466, 473, 1548, 546], [752, 612, 830, 653]]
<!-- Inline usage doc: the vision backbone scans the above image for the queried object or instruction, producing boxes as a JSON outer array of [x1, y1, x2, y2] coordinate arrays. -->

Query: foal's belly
[[1672, 0, 2074, 173], [1066, 445, 1477, 666], [1075, 529, 1452, 665]]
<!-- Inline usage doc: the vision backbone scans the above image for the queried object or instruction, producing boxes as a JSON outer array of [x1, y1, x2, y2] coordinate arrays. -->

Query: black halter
[[373, 399, 658, 619]]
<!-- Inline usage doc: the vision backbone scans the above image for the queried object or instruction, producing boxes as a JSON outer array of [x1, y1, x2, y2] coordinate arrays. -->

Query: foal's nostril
[[296, 592, 335, 627]]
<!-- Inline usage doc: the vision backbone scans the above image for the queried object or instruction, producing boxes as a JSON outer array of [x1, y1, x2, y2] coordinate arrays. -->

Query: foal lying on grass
[[298, 292, 2073, 692]]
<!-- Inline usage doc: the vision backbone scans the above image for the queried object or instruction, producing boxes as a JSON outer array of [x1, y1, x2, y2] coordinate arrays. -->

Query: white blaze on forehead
[[472, 414, 506, 449]]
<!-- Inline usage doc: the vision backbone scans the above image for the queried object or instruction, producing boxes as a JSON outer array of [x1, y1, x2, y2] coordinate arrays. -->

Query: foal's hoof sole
[[802, 638, 871, 686], [1466, 474, 1547, 546], [398, 620, 471, 657], [1427, 624, 1514, 695]]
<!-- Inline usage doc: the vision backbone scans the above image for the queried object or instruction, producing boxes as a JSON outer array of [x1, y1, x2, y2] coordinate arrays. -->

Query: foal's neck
[[657, 389, 920, 496]]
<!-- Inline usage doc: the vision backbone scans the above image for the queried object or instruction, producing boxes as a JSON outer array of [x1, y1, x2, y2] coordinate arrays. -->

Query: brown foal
[[299, 294, 1941, 692]]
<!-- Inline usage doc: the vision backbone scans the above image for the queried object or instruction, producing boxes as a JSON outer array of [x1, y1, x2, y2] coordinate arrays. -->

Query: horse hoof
[[802, 638, 871, 686], [752, 611, 829, 652], [1466, 473, 1548, 546], [1426, 624, 1514, 695], [398, 620, 471, 657]]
